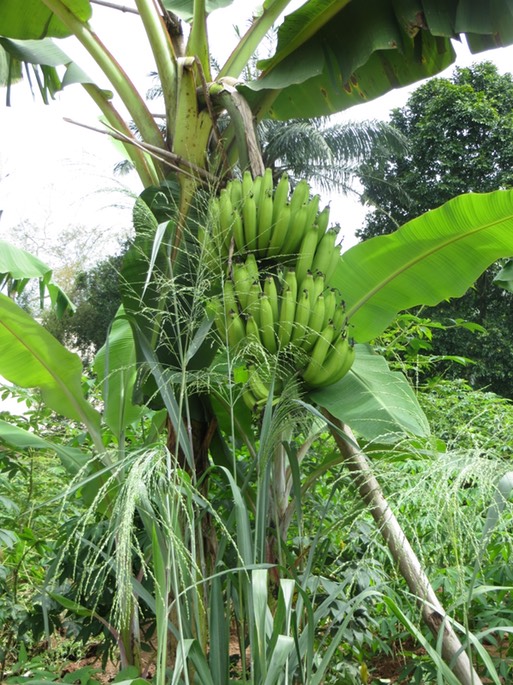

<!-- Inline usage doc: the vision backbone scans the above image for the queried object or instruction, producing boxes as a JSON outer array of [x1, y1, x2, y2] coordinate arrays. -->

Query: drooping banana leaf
[[242, 0, 513, 120], [94, 306, 144, 443], [310, 344, 430, 441], [162, 0, 234, 22], [332, 189, 513, 343], [0, 0, 92, 40], [0, 293, 101, 438], [0, 240, 73, 316], [0, 419, 90, 474]]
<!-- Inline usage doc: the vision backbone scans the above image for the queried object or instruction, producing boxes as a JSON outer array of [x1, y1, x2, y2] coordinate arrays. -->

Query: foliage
[[3, 3, 513, 685], [357, 61, 513, 396], [419, 378, 513, 455], [259, 117, 406, 194], [42, 253, 123, 359]]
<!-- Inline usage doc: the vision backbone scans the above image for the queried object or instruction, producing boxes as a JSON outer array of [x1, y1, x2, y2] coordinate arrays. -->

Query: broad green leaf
[[94, 307, 144, 443], [0, 293, 100, 432], [0, 239, 73, 314], [493, 259, 513, 292], [332, 189, 513, 343], [243, 0, 513, 119], [0, 0, 92, 40], [162, 0, 234, 22], [0, 37, 70, 66], [310, 345, 430, 441], [0, 418, 90, 474], [0, 43, 21, 87]]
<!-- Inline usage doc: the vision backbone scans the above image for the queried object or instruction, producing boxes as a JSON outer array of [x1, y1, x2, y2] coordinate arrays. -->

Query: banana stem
[[218, 0, 293, 80], [41, 0, 166, 161], [134, 0, 177, 144], [325, 412, 483, 685], [187, 0, 211, 81], [212, 86, 264, 176], [82, 83, 160, 187]]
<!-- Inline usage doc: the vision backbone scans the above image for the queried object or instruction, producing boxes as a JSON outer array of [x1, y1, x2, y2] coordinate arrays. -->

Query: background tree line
[[358, 61, 513, 397]]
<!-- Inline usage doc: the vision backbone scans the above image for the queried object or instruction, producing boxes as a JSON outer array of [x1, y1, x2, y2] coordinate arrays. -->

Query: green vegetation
[[1, 3, 513, 685], [358, 62, 513, 396]]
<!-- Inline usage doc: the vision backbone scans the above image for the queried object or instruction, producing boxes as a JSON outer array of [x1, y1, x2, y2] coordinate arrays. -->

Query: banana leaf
[[0, 293, 100, 434], [0, 0, 91, 40], [310, 344, 430, 441], [332, 189, 513, 343], [94, 307, 144, 443], [0, 239, 73, 316], [242, 0, 513, 119]]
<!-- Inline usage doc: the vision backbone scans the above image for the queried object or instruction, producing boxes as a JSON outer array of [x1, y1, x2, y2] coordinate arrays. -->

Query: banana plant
[[3, 2, 513, 683]]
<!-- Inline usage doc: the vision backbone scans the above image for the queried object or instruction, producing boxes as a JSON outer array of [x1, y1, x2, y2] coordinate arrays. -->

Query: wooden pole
[[325, 412, 482, 685]]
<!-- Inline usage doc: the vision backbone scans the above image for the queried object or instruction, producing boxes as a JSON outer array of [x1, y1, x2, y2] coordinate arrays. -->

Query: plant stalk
[[134, 0, 177, 144], [82, 83, 160, 187], [218, 0, 293, 80], [325, 412, 483, 685], [41, 0, 166, 160]]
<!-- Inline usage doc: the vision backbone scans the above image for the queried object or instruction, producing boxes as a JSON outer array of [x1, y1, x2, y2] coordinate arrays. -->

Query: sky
[[2, 1, 513, 265]]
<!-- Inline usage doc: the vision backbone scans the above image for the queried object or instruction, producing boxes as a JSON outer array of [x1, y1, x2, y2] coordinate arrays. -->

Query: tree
[[260, 116, 407, 194], [357, 61, 513, 395], [42, 253, 123, 358], [3, 4, 513, 684]]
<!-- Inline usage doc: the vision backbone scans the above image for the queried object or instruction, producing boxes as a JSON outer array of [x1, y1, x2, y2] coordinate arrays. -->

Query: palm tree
[[259, 116, 406, 194]]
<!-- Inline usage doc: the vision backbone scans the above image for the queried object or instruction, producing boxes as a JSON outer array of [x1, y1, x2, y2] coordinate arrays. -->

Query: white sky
[[2, 0, 513, 264]]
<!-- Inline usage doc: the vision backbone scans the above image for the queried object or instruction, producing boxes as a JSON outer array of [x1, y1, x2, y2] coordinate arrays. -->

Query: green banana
[[312, 227, 337, 276], [267, 204, 290, 258], [289, 179, 310, 216], [284, 269, 298, 305], [232, 209, 245, 253], [313, 272, 325, 301], [325, 236, 341, 282], [316, 205, 330, 235], [300, 271, 315, 304], [295, 226, 319, 285], [257, 191, 274, 256], [242, 193, 257, 251], [304, 194, 320, 232], [301, 323, 335, 385], [222, 279, 238, 319], [219, 187, 234, 253], [252, 175, 262, 211], [242, 170, 253, 200], [264, 274, 279, 325], [260, 294, 277, 353], [308, 334, 355, 388], [246, 313, 262, 344], [227, 309, 246, 349], [323, 288, 337, 328], [277, 286, 296, 348], [228, 178, 242, 209], [291, 288, 310, 344], [244, 253, 259, 283], [332, 301, 347, 335], [232, 260, 251, 310], [259, 168, 273, 207], [209, 295, 226, 339], [246, 279, 262, 324], [248, 364, 270, 401], [272, 173, 289, 223], [281, 205, 308, 256], [302, 293, 326, 351], [242, 387, 259, 412]]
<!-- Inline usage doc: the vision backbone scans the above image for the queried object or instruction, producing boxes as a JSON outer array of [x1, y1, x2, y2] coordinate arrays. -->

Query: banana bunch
[[209, 170, 339, 279], [207, 170, 355, 402]]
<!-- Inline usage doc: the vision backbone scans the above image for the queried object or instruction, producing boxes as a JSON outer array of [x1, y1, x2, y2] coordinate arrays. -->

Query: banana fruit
[[207, 171, 354, 399]]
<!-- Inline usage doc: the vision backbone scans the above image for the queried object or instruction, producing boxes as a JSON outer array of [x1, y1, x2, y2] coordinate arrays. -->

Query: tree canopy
[[357, 61, 513, 396]]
